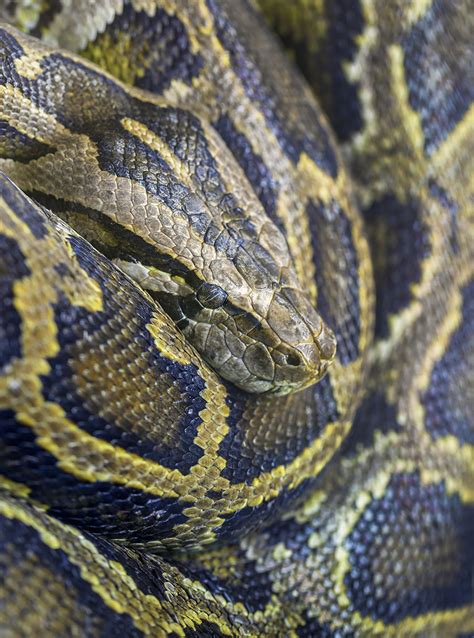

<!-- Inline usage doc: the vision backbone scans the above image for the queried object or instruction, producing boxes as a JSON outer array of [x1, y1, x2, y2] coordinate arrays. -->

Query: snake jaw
[[269, 323, 336, 395], [169, 281, 337, 395]]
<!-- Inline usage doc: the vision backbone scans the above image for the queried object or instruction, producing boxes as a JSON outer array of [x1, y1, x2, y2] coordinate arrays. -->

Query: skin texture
[[0, 23, 338, 395], [0, 15, 370, 550], [0, 0, 473, 636]]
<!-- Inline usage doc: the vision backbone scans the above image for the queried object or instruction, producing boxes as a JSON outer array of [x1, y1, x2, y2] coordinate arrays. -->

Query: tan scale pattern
[[0, 0, 472, 636]]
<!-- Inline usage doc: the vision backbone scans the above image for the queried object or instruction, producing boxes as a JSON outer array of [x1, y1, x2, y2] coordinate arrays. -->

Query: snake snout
[[265, 288, 337, 394]]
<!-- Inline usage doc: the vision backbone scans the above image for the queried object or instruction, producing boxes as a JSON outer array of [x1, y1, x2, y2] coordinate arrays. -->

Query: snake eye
[[284, 353, 300, 367], [196, 282, 228, 309]]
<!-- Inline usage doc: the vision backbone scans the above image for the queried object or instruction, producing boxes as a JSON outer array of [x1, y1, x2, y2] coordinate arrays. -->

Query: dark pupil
[[285, 354, 300, 367], [196, 283, 228, 309]]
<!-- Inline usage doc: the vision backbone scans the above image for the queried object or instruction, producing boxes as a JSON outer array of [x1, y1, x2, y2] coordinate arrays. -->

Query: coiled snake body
[[0, 1, 472, 636]]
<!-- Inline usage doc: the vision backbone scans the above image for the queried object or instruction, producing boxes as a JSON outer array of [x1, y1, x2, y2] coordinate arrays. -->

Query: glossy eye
[[284, 353, 300, 367], [196, 282, 228, 309]]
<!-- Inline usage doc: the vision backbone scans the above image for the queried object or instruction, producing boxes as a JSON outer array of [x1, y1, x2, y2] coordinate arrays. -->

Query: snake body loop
[[0, 0, 472, 636]]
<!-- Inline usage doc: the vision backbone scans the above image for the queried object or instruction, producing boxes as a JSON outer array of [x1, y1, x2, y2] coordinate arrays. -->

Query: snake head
[[0, 30, 336, 395], [201, 283, 337, 395], [127, 231, 337, 395], [249, 286, 337, 394]]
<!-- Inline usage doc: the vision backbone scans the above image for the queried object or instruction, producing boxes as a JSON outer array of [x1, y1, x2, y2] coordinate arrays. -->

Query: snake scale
[[0, 0, 472, 636]]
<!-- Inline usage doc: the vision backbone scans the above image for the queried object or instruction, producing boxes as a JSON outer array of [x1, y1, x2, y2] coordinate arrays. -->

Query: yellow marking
[[0, 492, 237, 636], [388, 44, 425, 197], [421, 436, 474, 503], [330, 466, 393, 609], [147, 312, 197, 367], [372, 198, 470, 385], [389, 43, 424, 150], [60, 232, 104, 312], [0, 202, 60, 376], [222, 419, 352, 511], [296, 152, 341, 205], [0, 497, 62, 551], [14, 48, 45, 79], [84, 32, 150, 86], [172, 274, 189, 287], [415, 272, 466, 395], [404, 263, 472, 451], [0, 193, 103, 379], [258, 0, 326, 54], [346, 5, 432, 211], [402, 0, 434, 26], [18, 404, 187, 497], [121, 117, 200, 193], [296, 152, 374, 389], [431, 104, 474, 199], [137, 0, 351, 305], [297, 489, 326, 522], [0, 476, 32, 501], [13, 1, 43, 32], [272, 542, 292, 561], [354, 604, 474, 637], [329, 449, 474, 618], [346, 0, 379, 175]]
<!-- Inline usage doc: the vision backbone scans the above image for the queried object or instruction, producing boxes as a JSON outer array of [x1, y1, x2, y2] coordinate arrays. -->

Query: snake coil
[[0, 0, 472, 636]]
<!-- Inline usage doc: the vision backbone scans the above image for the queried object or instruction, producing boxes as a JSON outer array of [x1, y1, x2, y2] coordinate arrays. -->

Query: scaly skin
[[0, 1, 472, 636]]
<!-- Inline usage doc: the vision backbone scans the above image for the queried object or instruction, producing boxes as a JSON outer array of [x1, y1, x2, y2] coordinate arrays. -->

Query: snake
[[0, 0, 472, 636]]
